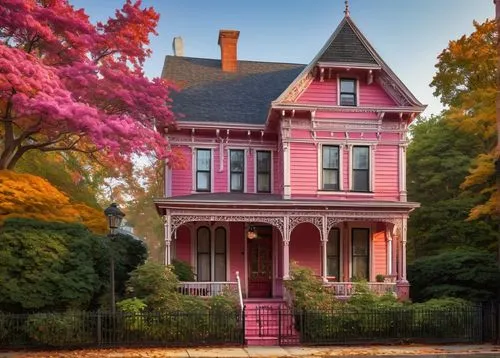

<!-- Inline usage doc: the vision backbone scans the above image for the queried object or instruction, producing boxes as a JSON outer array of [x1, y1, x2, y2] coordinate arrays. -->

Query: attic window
[[340, 78, 357, 106]]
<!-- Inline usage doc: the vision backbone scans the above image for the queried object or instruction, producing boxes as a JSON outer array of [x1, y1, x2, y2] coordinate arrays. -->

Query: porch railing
[[178, 282, 237, 297], [235, 271, 243, 311], [324, 282, 396, 297]]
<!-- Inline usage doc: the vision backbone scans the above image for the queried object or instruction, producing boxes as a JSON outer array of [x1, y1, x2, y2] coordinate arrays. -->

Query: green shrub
[[25, 312, 93, 347], [172, 259, 196, 281]]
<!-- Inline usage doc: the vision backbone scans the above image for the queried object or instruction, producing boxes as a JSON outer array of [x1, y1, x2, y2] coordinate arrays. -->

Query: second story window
[[196, 149, 211, 192], [256, 151, 271, 193], [340, 78, 357, 106], [322, 145, 339, 190], [352, 146, 370, 192], [230, 149, 245, 192]]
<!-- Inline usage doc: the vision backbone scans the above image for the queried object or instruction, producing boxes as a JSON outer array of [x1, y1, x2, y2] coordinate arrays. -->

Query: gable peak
[[344, 0, 350, 17]]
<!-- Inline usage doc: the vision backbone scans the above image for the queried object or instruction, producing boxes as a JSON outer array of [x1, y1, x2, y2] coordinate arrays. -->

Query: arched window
[[196, 226, 227, 281], [197, 227, 211, 281]]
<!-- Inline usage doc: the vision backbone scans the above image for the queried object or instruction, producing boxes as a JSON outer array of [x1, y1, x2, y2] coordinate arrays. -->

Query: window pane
[[197, 227, 210, 253], [353, 170, 369, 191], [197, 172, 210, 191], [322, 146, 339, 169], [197, 254, 211, 281], [340, 94, 355, 106], [257, 174, 270, 192], [352, 228, 369, 280], [230, 150, 244, 172], [353, 147, 369, 169], [327, 257, 340, 277], [327, 229, 339, 255], [214, 254, 226, 281], [230, 173, 243, 191], [341, 79, 355, 93], [352, 257, 368, 280], [257, 151, 271, 173], [197, 150, 211, 171], [215, 228, 226, 254], [323, 169, 338, 190]]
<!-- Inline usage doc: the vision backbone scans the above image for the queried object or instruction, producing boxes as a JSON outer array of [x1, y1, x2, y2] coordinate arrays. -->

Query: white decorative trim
[[289, 215, 323, 235], [283, 142, 291, 199]]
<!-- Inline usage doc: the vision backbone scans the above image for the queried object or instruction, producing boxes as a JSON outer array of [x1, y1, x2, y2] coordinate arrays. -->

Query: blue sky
[[73, 0, 493, 116]]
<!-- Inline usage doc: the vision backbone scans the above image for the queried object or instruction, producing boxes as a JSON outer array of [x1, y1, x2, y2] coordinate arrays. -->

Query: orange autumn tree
[[431, 19, 498, 220], [0, 170, 107, 233]]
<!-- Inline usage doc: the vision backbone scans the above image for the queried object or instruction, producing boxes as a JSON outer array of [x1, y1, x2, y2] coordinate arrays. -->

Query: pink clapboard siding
[[290, 142, 318, 195], [359, 81, 396, 106], [229, 223, 246, 284], [374, 145, 399, 200], [171, 146, 192, 197], [296, 79, 395, 107], [290, 223, 322, 275], [170, 145, 279, 197], [296, 80, 337, 105], [372, 225, 387, 279], [175, 225, 191, 264]]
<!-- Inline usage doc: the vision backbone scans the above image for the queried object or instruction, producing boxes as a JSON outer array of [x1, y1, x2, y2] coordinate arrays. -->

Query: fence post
[[278, 307, 282, 345], [242, 306, 246, 346], [97, 310, 102, 346]]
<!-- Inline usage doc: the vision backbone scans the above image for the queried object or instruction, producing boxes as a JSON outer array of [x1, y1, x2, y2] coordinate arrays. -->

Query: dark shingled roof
[[319, 20, 378, 64], [162, 56, 305, 124]]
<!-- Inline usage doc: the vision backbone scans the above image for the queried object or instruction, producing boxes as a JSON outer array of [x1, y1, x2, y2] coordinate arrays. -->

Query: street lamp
[[104, 203, 125, 314]]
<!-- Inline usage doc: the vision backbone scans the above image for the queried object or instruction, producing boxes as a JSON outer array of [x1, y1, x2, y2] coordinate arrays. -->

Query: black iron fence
[[244, 303, 499, 346], [0, 310, 244, 349]]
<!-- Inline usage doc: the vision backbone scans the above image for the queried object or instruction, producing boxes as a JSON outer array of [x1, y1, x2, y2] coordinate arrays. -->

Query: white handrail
[[235, 271, 244, 311]]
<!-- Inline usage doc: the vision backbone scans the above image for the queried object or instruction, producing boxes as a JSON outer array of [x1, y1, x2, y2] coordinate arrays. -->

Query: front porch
[[155, 193, 416, 300]]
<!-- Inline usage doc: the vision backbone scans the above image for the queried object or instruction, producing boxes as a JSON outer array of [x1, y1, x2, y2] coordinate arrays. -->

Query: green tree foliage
[[406, 115, 497, 260], [0, 218, 147, 312], [0, 218, 108, 312], [408, 249, 500, 302]]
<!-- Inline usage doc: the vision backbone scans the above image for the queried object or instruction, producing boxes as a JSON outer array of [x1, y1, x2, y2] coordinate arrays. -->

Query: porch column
[[283, 215, 290, 279], [164, 213, 172, 265], [321, 217, 328, 282], [386, 226, 393, 275], [401, 218, 408, 281]]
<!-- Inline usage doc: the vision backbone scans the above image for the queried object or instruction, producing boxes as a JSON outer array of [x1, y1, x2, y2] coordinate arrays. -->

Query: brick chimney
[[218, 29, 240, 72]]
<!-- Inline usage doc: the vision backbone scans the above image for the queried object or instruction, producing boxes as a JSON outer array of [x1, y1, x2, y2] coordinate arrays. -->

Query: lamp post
[[104, 203, 125, 315]]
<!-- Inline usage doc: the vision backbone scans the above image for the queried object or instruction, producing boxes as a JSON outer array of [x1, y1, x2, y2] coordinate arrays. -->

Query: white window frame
[[337, 74, 360, 107], [317, 143, 344, 191], [254, 150, 273, 193], [192, 147, 215, 193], [349, 144, 374, 192], [227, 148, 247, 193], [191, 222, 231, 282]]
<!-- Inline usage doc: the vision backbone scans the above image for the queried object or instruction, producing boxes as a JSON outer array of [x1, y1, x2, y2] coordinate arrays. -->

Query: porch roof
[[154, 193, 419, 215]]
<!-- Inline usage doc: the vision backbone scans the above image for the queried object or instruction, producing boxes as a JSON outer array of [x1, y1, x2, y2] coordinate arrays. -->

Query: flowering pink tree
[[0, 0, 175, 169]]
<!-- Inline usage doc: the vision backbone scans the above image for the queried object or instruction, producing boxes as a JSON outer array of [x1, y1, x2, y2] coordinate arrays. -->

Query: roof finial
[[344, 0, 350, 17]]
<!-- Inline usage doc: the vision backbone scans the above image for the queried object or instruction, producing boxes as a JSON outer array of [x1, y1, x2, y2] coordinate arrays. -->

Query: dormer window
[[340, 78, 357, 106]]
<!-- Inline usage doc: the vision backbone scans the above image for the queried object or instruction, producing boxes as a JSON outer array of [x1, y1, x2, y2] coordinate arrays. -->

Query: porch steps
[[244, 299, 298, 346]]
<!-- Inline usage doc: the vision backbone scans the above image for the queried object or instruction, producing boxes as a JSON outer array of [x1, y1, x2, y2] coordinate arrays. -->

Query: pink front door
[[247, 227, 273, 298]]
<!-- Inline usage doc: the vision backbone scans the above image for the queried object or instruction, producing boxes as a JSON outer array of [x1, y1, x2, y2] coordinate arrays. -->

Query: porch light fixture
[[247, 225, 257, 240], [103, 202, 125, 315]]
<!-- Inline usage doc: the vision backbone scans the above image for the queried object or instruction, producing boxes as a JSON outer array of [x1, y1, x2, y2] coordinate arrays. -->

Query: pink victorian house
[[155, 9, 425, 301]]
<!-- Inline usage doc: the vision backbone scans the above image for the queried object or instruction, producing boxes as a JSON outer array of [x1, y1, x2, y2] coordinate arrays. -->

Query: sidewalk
[[2, 344, 500, 358]]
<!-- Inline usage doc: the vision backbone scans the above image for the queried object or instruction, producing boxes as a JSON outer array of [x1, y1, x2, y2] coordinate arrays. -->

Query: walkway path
[[1, 344, 500, 357]]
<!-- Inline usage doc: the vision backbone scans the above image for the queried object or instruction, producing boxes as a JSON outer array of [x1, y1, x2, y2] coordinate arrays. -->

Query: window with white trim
[[322, 145, 340, 190], [256, 150, 271, 193], [340, 78, 357, 106], [229, 149, 244, 192], [327, 228, 340, 278], [196, 149, 211, 192], [352, 228, 369, 280], [196, 226, 227, 282], [352, 146, 370, 192]]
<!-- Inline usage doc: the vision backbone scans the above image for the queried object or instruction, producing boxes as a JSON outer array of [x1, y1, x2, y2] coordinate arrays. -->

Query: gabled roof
[[161, 56, 304, 125], [319, 19, 379, 65], [274, 16, 425, 109]]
